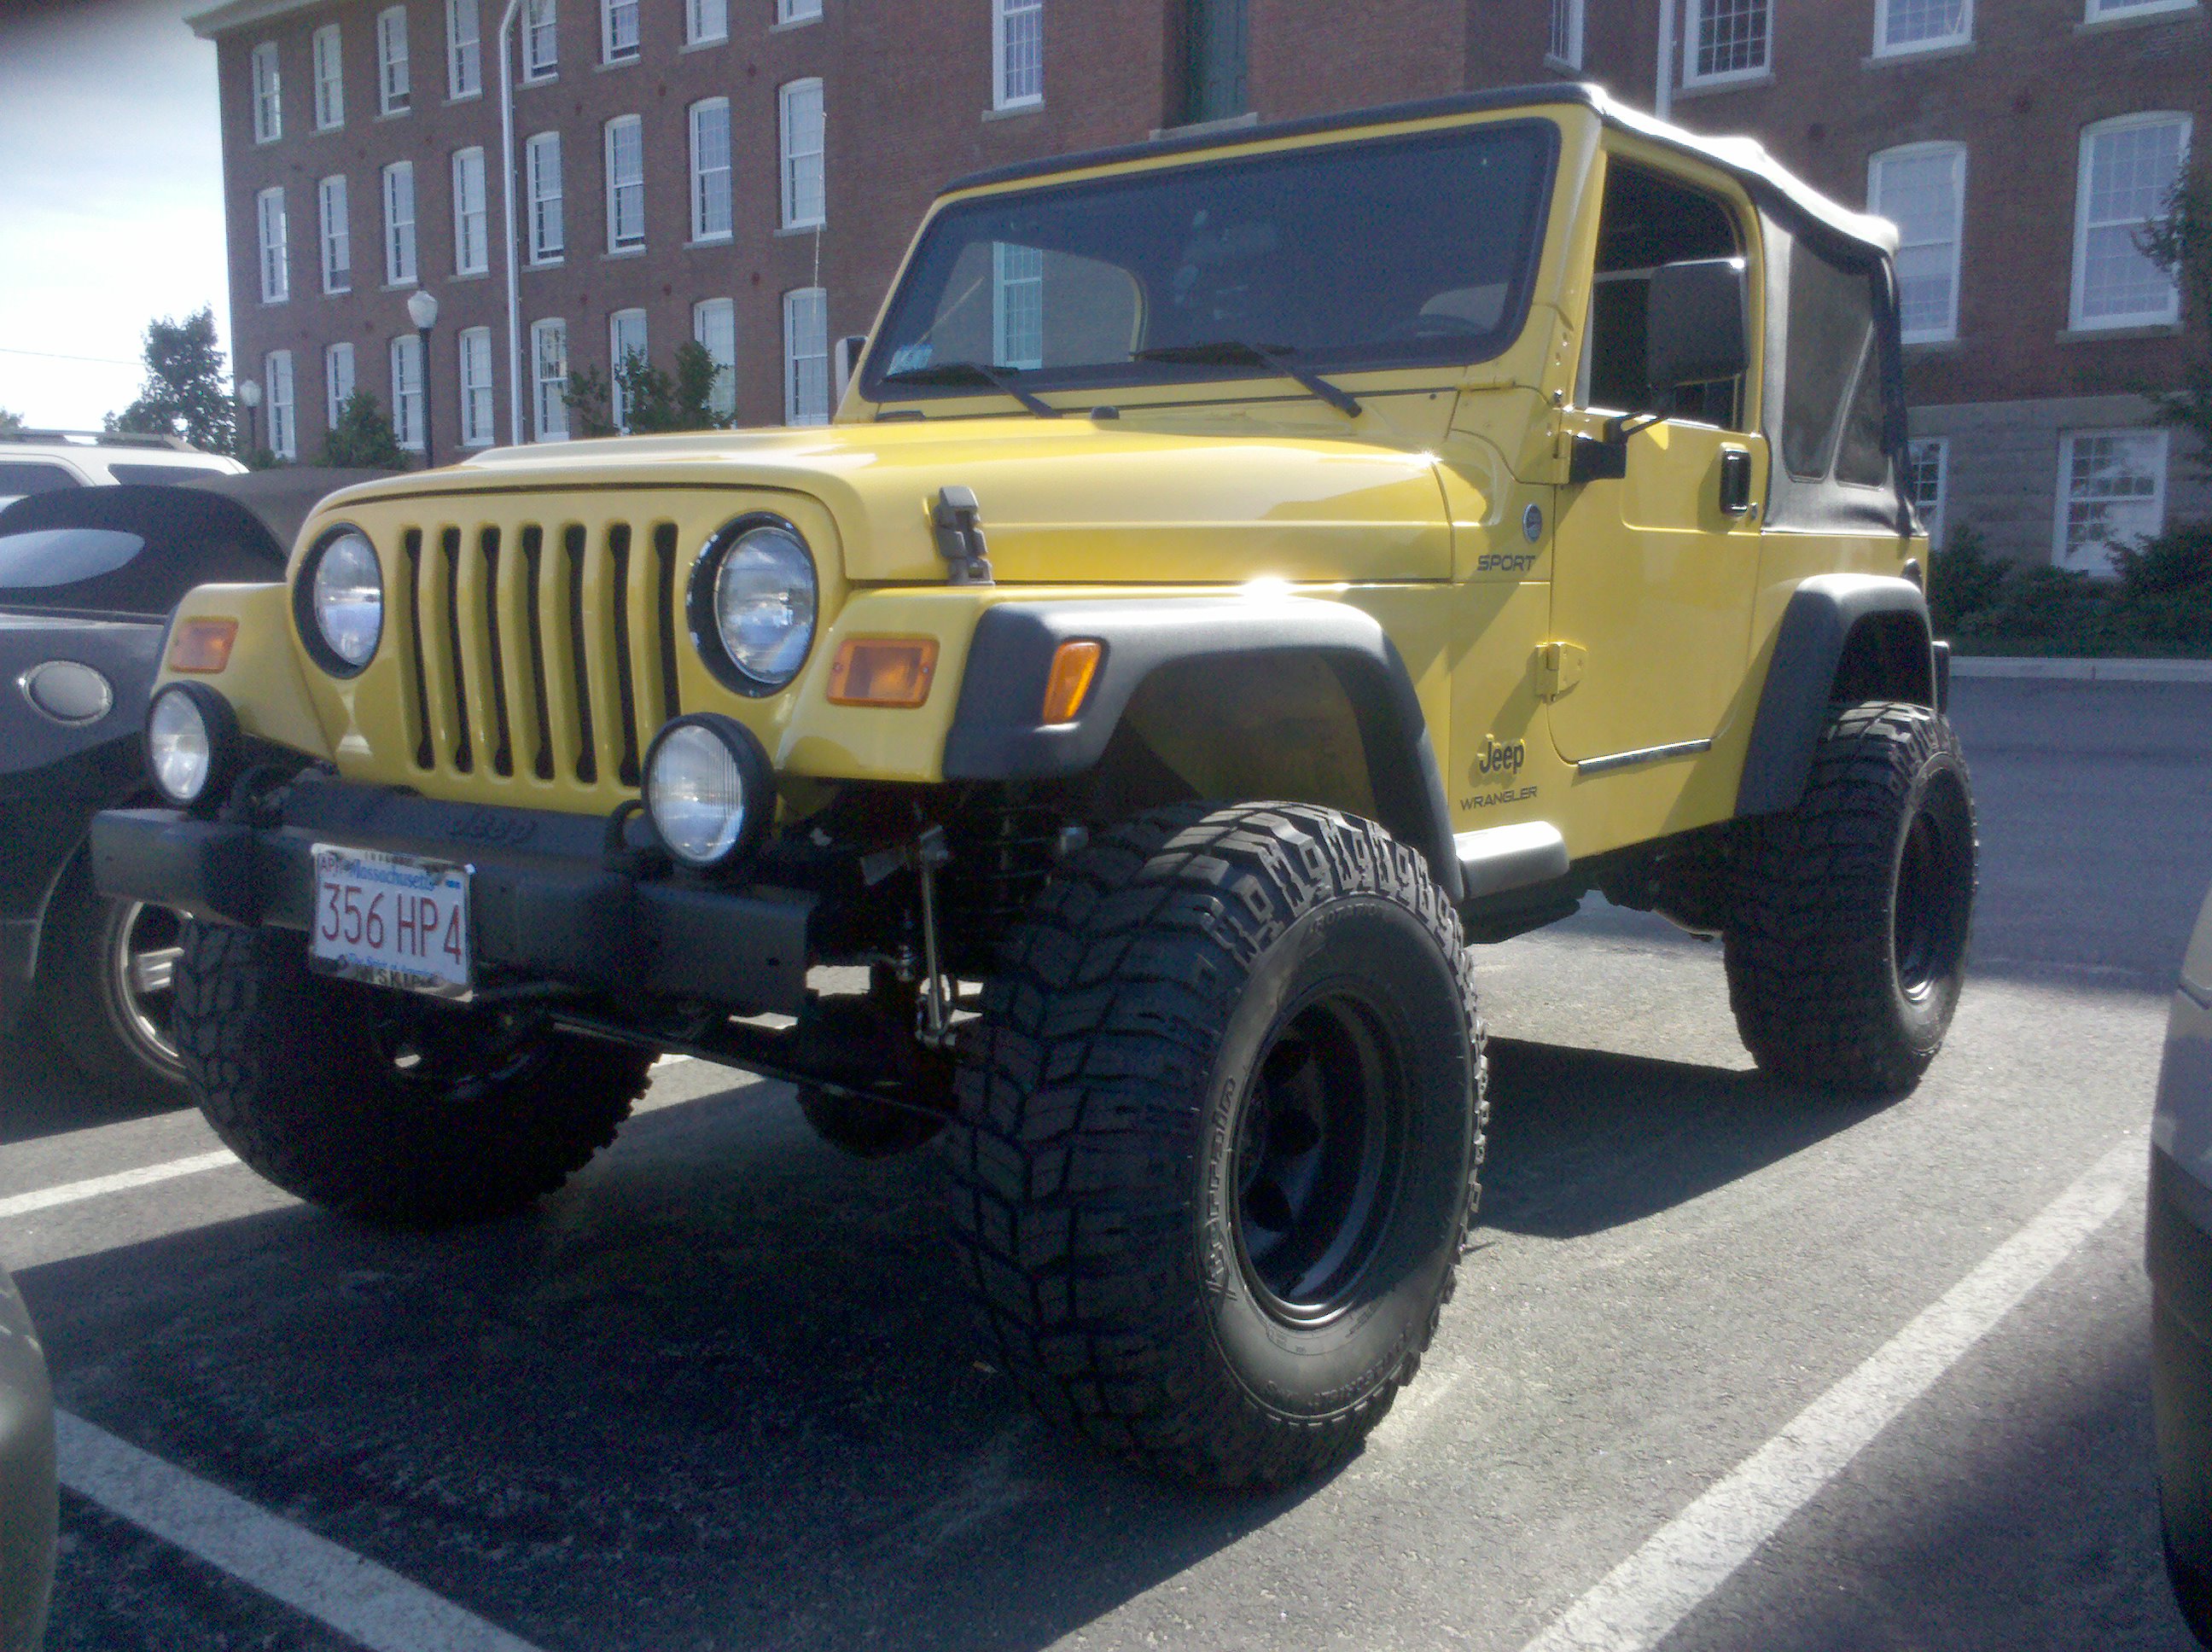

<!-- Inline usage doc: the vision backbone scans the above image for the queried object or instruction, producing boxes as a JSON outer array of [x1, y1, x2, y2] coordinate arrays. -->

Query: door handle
[[1718, 447, 1753, 515]]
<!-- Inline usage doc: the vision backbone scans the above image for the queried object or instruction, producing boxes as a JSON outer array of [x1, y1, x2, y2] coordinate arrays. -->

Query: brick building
[[192, 0, 2208, 571]]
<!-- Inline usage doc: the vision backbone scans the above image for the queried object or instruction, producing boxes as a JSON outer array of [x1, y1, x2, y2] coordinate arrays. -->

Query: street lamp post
[[406, 288, 439, 468], [236, 379, 262, 456]]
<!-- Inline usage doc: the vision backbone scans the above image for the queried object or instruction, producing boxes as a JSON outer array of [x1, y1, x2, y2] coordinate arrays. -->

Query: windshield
[[864, 119, 1557, 405]]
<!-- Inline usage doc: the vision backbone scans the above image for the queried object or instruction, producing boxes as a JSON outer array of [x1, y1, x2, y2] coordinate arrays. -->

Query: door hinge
[[1533, 641, 1587, 699]]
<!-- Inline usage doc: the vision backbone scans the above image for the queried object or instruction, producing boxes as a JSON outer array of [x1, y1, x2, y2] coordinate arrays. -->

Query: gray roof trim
[[940, 82, 1899, 258], [187, 0, 326, 40]]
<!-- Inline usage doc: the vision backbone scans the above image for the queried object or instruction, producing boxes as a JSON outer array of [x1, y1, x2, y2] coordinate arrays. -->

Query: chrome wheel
[[106, 901, 184, 1074]]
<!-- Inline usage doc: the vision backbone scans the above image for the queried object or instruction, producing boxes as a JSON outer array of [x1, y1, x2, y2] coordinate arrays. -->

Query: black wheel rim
[[108, 902, 183, 1070], [1893, 778, 1970, 1000], [1231, 986, 1406, 1326]]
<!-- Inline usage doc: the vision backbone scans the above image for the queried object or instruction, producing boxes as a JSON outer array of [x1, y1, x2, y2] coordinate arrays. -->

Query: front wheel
[[946, 803, 1486, 1490], [32, 854, 187, 1092]]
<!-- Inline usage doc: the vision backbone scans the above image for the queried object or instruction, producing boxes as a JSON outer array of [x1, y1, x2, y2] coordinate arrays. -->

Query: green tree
[[105, 307, 236, 453], [0, 408, 22, 434], [2143, 160, 2212, 477], [320, 391, 408, 469], [563, 341, 732, 438]]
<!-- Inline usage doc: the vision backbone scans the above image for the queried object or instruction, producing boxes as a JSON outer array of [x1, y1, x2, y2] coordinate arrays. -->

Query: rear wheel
[[32, 854, 186, 1092]]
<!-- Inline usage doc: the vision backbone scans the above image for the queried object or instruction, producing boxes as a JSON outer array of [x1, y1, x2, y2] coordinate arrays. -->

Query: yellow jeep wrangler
[[94, 84, 1975, 1489]]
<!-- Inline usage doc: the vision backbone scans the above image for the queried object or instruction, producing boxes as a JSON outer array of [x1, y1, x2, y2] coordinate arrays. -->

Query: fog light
[[827, 637, 938, 707], [642, 713, 775, 870], [146, 682, 239, 809]]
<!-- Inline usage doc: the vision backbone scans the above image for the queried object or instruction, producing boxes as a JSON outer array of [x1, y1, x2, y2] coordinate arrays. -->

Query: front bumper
[[88, 782, 817, 1015], [2151, 1148, 2212, 1641]]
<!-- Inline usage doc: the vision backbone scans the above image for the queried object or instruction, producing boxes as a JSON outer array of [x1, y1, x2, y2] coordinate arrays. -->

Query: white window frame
[[2085, 0, 2198, 19], [604, 114, 644, 251], [2069, 112, 2192, 330], [318, 174, 352, 294], [690, 98, 732, 242], [779, 79, 825, 230], [777, 0, 822, 23], [686, 0, 727, 45], [993, 0, 1043, 109], [1548, 0, 1586, 68], [1869, 142, 1965, 344], [531, 317, 569, 439], [522, 0, 557, 79], [693, 297, 736, 418], [2054, 427, 2169, 573], [526, 131, 565, 261], [256, 187, 288, 304], [608, 308, 648, 431], [1874, 0, 1971, 56], [1683, 0, 1771, 87], [458, 326, 495, 446], [251, 41, 282, 143], [601, 0, 638, 62], [390, 333, 425, 451], [382, 160, 417, 286], [992, 241, 1043, 369], [325, 340, 356, 432], [312, 25, 345, 129], [377, 7, 410, 114], [783, 287, 829, 425], [452, 146, 489, 275], [1907, 435, 1947, 548], [265, 350, 296, 458], [446, 0, 482, 96]]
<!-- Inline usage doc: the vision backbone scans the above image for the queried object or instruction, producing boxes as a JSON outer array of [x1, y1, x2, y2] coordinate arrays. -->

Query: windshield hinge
[[1533, 641, 1587, 699], [933, 486, 995, 586]]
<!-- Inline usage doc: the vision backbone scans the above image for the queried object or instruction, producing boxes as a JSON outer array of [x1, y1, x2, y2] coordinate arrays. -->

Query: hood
[[410, 416, 1455, 586]]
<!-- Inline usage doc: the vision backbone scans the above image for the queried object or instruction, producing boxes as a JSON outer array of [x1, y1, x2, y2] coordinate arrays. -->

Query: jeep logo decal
[[1473, 739, 1527, 780]]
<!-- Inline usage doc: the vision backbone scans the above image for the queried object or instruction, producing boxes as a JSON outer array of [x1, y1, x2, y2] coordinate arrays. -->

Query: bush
[[1928, 523, 2005, 636], [564, 341, 732, 438], [1940, 518, 2212, 658], [320, 392, 407, 469]]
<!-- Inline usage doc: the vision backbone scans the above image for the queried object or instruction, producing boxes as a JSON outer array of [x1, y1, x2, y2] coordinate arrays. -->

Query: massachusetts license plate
[[310, 845, 473, 998]]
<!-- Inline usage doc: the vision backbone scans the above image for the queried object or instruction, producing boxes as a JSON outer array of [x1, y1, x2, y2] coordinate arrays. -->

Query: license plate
[[310, 845, 473, 998]]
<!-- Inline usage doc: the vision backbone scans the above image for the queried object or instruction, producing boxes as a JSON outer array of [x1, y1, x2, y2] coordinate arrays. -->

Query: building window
[[605, 115, 644, 250], [390, 334, 424, 450], [523, 0, 557, 78], [377, 7, 410, 113], [532, 317, 568, 439], [994, 0, 1043, 108], [1907, 436, 1947, 549], [1685, 0, 1770, 84], [779, 79, 825, 229], [1183, 0, 1247, 124], [992, 242, 1043, 369], [2086, 0, 2198, 18], [527, 131, 564, 260], [311, 26, 345, 129], [452, 147, 488, 275], [777, 0, 822, 22], [686, 0, 726, 44], [690, 98, 732, 241], [1876, 0, 1970, 55], [1869, 143, 1965, 343], [2056, 428, 2168, 573], [601, 0, 638, 62], [250, 42, 282, 143], [381, 161, 416, 284], [265, 351, 296, 458], [446, 0, 481, 96], [693, 298, 736, 418], [325, 341, 356, 431], [783, 287, 829, 425], [256, 187, 288, 304], [2071, 113, 2191, 329], [318, 175, 352, 294], [458, 326, 494, 446], [609, 309, 648, 430], [1548, 0, 1585, 67]]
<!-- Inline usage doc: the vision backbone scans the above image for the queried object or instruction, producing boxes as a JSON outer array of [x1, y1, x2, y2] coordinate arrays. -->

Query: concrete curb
[[1951, 655, 2212, 683]]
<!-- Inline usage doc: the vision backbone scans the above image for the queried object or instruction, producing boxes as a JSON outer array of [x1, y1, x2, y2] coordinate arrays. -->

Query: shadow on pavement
[[0, 1030, 188, 1148]]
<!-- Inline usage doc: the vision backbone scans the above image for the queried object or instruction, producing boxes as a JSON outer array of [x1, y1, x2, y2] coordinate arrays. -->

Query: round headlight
[[147, 683, 243, 808], [698, 521, 817, 692], [307, 529, 383, 672], [642, 714, 775, 870]]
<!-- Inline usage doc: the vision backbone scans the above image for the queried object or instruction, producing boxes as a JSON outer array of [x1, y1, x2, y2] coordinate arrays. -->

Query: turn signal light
[[1039, 639, 1103, 724], [166, 617, 238, 674], [827, 637, 938, 707]]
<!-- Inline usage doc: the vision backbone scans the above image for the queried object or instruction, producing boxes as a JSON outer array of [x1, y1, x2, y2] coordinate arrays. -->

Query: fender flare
[[941, 598, 1464, 904], [1736, 573, 1936, 817]]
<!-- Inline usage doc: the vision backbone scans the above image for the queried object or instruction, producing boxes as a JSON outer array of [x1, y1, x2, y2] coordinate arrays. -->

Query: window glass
[[532, 318, 569, 439], [266, 350, 297, 459], [108, 464, 226, 486], [447, 0, 481, 96], [257, 188, 288, 303], [1185, 0, 1248, 123], [687, 0, 726, 44], [1832, 342, 1890, 487], [995, 0, 1042, 108], [1877, 0, 1970, 52], [1907, 438, 1946, 546], [319, 176, 351, 294], [453, 148, 488, 274], [1689, 0, 1769, 80], [326, 341, 357, 429], [602, 0, 637, 61], [2058, 428, 2167, 573], [2074, 117, 2187, 326], [691, 100, 732, 241], [1550, 0, 1585, 66], [377, 7, 410, 113], [313, 26, 344, 128], [527, 132, 564, 258], [1869, 146, 1964, 341], [606, 117, 644, 249], [610, 309, 647, 429], [0, 464, 83, 501], [780, 80, 824, 229], [777, 0, 822, 21], [1580, 163, 1743, 426], [252, 42, 282, 142], [693, 299, 736, 417], [784, 288, 829, 424], [523, 0, 557, 76], [1782, 244, 1878, 480], [459, 327, 494, 445], [0, 528, 141, 589]]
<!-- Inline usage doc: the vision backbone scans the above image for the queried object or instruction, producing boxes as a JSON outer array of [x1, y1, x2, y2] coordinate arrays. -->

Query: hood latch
[[932, 486, 995, 586]]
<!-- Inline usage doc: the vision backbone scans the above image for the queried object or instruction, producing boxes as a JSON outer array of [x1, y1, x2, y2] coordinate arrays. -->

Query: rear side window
[[0, 527, 145, 590], [108, 463, 230, 486], [0, 462, 82, 497], [1782, 246, 1886, 483]]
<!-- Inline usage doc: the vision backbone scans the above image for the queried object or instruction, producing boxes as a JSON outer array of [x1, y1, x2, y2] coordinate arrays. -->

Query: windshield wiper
[[877, 359, 1062, 419], [1129, 340, 1362, 418]]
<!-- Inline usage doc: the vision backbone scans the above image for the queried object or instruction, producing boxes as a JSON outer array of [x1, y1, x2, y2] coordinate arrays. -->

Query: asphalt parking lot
[[4, 674, 2209, 1652]]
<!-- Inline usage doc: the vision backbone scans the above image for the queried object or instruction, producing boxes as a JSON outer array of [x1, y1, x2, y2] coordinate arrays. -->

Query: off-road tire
[[31, 853, 187, 1093], [946, 802, 1486, 1490], [1726, 701, 1976, 1095], [173, 922, 651, 1226]]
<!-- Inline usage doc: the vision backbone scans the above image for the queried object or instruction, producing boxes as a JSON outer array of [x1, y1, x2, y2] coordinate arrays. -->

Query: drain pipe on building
[[496, 0, 526, 446]]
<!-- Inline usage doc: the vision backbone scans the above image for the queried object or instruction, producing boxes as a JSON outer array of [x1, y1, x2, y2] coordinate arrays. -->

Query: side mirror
[[1646, 257, 1749, 391], [833, 334, 867, 405]]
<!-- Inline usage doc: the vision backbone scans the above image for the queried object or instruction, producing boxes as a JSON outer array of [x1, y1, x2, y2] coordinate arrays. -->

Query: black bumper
[[88, 784, 816, 1015], [2151, 1149, 2212, 1643]]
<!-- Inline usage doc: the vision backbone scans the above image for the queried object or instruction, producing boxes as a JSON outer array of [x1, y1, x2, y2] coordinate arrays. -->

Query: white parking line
[[55, 1411, 548, 1652], [0, 1150, 239, 1222], [1520, 1135, 2144, 1652]]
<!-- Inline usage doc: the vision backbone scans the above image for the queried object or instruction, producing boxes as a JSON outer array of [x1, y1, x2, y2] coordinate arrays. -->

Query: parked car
[[0, 471, 384, 1087], [0, 428, 242, 512], [2155, 887, 2212, 1646], [0, 1263, 54, 1652], [90, 84, 1970, 1487]]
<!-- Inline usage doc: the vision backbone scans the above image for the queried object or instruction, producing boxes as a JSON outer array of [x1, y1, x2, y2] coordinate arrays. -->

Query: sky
[[0, 0, 229, 430]]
